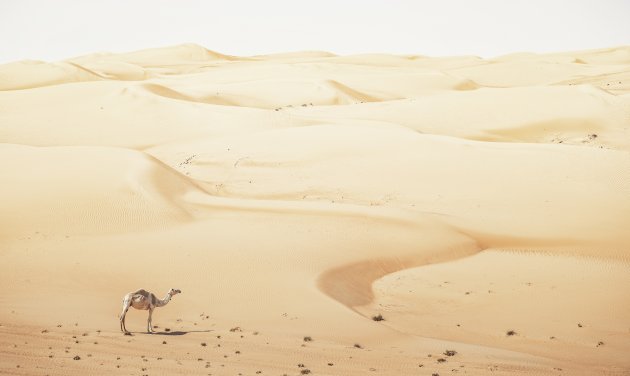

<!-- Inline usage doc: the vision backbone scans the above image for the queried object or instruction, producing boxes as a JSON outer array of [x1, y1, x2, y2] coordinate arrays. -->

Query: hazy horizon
[[1, 0, 629, 63]]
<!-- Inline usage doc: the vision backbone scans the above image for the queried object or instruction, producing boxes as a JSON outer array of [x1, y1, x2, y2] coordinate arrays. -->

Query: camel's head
[[169, 288, 182, 296]]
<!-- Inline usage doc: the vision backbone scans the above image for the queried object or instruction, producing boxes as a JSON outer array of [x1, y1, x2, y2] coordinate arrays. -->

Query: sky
[[1, 0, 629, 63]]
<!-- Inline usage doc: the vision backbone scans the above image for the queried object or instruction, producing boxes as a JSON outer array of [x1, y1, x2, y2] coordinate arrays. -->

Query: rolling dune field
[[1, 44, 629, 375]]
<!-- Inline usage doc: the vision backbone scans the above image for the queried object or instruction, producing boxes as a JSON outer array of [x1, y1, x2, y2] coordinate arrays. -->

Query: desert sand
[[1, 44, 629, 375]]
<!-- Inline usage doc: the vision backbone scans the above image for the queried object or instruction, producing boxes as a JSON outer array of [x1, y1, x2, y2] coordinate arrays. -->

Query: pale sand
[[1, 44, 629, 375]]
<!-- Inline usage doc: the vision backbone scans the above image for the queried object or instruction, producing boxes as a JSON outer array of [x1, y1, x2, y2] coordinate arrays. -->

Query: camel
[[119, 288, 181, 334]]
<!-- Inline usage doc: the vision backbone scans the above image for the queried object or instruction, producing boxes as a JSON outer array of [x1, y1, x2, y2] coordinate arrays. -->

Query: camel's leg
[[120, 296, 131, 334], [120, 308, 129, 333], [120, 310, 129, 333], [147, 307, 154, 333]]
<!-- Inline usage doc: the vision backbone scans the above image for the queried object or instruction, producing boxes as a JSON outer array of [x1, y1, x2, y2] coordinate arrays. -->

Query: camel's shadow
[[124, 329, 212, 336], [147, 329, 212, 336]]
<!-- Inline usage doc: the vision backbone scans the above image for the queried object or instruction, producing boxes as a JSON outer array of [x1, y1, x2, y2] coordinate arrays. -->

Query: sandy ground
[[1, 44, 630, 375]]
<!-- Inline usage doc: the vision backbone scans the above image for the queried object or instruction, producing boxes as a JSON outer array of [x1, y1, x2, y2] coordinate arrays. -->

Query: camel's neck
[[155, 293, 173, 308]]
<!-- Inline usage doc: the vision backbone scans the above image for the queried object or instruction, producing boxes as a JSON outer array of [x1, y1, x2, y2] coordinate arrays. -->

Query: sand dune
[[271, 85, 630, 147], [365, 251, 630, 367], [1, 45, 629, 376], [0, 145, 198, 238], [0, 60, 105, 90]]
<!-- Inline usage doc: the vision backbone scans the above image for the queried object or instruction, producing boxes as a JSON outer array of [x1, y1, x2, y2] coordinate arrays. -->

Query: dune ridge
[[1, 45, 629, 376], [0, 144, 202, 239]]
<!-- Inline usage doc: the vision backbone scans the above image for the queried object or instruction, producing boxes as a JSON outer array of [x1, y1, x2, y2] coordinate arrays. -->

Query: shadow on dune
[[317, 240, 480, 310]]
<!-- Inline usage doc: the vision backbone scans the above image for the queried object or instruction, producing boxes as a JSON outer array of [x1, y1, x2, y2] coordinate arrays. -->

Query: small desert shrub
[[372, 314, 385, 322]]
